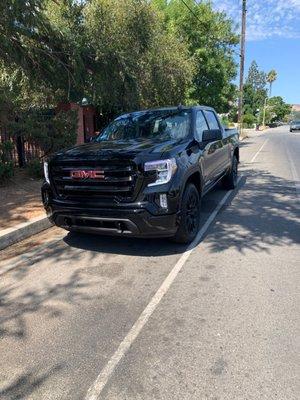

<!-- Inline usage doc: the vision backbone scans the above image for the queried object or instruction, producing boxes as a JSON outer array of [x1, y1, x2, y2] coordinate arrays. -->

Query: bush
[[0, 141, 14, 183], [8, 109, 78, 158], [26, 158, 43, 179], [242, 113, 256, 128], [0, 160, 14, 183], [220, 115, 230, 127]]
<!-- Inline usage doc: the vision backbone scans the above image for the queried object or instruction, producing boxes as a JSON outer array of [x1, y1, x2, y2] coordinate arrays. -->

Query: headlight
[[144, 158, 177, 187], [43, 161, 50, 184]]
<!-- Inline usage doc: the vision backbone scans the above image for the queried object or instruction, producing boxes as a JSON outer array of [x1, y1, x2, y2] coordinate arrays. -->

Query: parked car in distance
[[268, 121, 283, 128], [290, 120, 300, 132], [42, 105, 239, 244]]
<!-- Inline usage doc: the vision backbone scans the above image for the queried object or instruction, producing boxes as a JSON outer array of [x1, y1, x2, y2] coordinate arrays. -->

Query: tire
[[290, 129, 293, 132], [222, 155, 238, 190], [172, 183, 201, 244]]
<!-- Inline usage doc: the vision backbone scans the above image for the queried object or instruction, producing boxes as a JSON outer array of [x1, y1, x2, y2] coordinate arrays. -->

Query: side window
[[195, 111, 209, 141], [204, 110, 220, 130]]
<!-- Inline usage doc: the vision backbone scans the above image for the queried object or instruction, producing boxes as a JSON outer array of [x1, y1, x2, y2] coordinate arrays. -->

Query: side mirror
[[202, 129, 222, 143]]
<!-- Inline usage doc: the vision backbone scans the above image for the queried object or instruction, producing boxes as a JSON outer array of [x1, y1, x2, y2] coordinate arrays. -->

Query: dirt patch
[[0, 170, 44, 231]]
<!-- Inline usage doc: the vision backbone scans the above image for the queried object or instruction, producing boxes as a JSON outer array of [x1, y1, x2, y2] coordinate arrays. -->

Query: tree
[[243, 113, 256, 128], [267, 96, 291, 122], [243, 61, 267, 119], [246, 61, 267, 91], [0, 0, 80, 101], [0, 0, 194, 122], [1, 0, 240, 118], [154, 0, 239, 113], [267, 69, 277, 97], [83, 0, 193, 115]]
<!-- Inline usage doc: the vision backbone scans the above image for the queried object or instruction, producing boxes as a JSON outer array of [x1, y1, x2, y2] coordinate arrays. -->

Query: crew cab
[[42, 106, 239, 243]]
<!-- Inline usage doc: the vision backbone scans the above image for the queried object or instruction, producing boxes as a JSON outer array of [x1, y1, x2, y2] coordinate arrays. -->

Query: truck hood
[[51, 138, 188, 164]]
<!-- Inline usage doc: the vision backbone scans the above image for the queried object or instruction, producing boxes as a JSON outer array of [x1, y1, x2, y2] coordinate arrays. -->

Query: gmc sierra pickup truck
[[42, 106, 239, 243]]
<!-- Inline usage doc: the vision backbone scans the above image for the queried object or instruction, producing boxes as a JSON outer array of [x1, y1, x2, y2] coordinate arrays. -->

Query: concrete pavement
[[0, 126, 299, 400]]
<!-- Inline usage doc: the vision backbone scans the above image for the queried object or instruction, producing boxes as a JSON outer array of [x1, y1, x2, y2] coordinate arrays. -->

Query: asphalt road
[[0, 126, 299, 400]]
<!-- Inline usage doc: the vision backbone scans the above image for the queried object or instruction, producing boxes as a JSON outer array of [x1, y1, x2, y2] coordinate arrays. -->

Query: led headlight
[[144, 158, 177, 187], [43, 161, 50, 184]]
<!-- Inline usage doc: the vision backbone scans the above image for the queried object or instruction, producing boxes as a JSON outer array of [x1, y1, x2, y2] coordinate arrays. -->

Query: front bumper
[[42, 185, 178, 238]]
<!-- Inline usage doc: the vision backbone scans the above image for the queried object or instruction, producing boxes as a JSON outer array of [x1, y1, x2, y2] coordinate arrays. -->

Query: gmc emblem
[[70, 170, 105, 179]]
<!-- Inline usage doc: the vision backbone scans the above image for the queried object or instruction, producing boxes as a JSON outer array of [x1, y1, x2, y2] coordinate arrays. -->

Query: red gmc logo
[[70, 170, 105, 179]]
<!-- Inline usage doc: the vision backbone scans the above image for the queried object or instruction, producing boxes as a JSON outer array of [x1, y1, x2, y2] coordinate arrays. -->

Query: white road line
[[250, 138, 269, 163], [85, 176, 242, 400], [286, 146, 300, 200]]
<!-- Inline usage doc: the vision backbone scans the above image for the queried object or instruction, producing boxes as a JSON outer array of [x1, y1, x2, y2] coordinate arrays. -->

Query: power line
[[179, 0, 202, 24], [180, 0, 241, 58]]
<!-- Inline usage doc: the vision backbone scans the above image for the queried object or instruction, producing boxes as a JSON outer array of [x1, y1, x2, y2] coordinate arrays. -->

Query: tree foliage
[[154, 0, 239, 112], [267, 96, 291, 122], [0, 0, 239, 116], [243, 61, 267, 116], [242, 62, 290, 126], [8, 109, 77, 155], [246, 61, 267, 91], [0, 141, 14, 182], [82, 0, 193, 115], [0, 0, 78, 100], [0, 0, 242, 170], [266, 69, 277, 97]]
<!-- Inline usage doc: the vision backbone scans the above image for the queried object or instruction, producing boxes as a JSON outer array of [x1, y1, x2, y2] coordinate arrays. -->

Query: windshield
[[292, 120, 300, 124], [96, 109, 191, 142]]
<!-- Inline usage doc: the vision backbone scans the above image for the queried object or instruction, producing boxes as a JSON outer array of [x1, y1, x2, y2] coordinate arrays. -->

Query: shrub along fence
[[0, 109, 77, 182], [0, 130, 43, 168]]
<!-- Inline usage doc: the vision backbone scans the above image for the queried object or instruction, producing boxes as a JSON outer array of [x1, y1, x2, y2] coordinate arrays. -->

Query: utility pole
[[238, 0, 247, 136], [262, 96, 268, 127]]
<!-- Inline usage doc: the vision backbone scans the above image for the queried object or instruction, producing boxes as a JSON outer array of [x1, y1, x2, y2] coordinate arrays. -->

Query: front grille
[[50, 160, 139, 202]]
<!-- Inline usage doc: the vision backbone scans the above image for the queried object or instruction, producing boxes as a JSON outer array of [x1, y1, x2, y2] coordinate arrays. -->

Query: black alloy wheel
[[172, 183, 200, 244], [186, 189, 199, 236]]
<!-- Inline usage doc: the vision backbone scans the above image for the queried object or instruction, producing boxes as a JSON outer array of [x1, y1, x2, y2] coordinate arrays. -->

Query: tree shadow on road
[[204, 168, 299, 254], [0, 364, 62, 400], [0, 270, 93, 340]]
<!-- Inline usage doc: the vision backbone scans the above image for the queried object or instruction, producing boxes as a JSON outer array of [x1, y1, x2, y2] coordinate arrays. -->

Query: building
[[57, 102, 98, 144]]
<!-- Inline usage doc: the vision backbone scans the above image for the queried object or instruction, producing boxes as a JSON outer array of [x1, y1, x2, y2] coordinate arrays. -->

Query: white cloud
[[213, 0, 300, 40]]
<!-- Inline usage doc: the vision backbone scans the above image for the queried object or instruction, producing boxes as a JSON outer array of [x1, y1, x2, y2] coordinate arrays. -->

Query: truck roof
[[119, 105, 216, 118], [143, 105, 215, 112]]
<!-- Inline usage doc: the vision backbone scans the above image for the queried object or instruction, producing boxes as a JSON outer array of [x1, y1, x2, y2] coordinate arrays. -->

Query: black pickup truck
[[42, 106, 239, 243]]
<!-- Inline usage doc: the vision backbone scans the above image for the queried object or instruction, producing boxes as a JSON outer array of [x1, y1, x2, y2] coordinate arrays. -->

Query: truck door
[[203, 110, 228, 179], [195, 110, 211, 184]]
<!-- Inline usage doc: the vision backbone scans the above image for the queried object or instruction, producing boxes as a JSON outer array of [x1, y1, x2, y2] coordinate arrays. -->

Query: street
[[0, 126, 299, 400]]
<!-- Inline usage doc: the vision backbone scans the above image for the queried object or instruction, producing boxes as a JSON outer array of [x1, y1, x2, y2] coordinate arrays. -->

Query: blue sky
[[213, 0, 300, 104]]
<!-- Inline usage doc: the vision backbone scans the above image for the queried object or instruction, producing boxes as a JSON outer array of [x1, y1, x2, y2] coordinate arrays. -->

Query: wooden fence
[[0, 130, 43, 167]]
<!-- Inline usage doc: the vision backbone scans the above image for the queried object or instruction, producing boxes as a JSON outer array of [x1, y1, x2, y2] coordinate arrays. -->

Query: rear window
[[204, 110, 220, 130]]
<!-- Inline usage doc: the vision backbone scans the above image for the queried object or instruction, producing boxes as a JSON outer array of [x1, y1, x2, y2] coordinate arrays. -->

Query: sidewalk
[[0, 170, 52, 250], [240, 127, 273, 140]]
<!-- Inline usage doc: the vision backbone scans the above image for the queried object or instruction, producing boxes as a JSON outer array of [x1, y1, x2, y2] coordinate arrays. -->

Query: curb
[[0, 215, 52, 251]]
